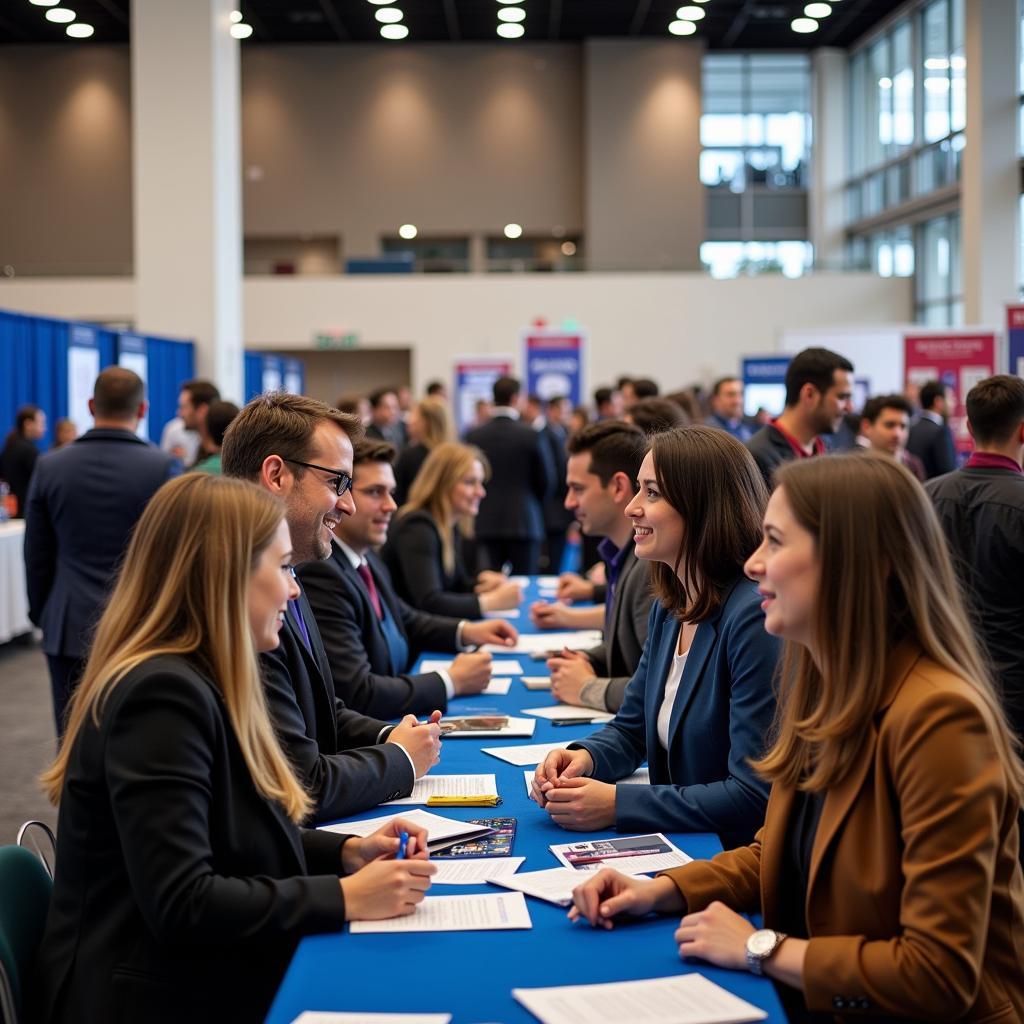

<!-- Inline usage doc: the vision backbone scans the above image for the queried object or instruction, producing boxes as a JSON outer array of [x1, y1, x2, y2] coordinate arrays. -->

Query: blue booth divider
[[244, 352, 306, 401], [0, 308, 192, 450]]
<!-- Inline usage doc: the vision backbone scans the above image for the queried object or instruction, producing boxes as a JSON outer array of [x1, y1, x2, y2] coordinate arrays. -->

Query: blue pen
[[396, 831, 409, 860]]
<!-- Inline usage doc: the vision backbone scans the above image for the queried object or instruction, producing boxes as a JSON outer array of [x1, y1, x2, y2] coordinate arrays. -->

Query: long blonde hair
[[413, 398, 454, 449], [41, 474, 313, 822], [755, 453, 1024, 797], [399, 442, 489, 574]]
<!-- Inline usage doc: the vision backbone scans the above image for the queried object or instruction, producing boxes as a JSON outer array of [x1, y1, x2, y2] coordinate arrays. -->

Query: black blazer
[[24, 428, 179, 657], [539, 423, 573, 532], [393, 442, 429, 507], [383, 510, 483, 619], [908, 415, 957, 479], [298, 544, 458, 719], [464, 413, 553, 540], [31, 656, 350, 1024], [0, 431, 39, 517], [582, 543, 651, 712], [745, 424, 797, 491], [260, 587, 414, 822]]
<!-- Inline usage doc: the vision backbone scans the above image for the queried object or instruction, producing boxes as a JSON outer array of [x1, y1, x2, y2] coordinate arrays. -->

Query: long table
[[266, 579, 786, 1024], [0, 520, 32, 643]]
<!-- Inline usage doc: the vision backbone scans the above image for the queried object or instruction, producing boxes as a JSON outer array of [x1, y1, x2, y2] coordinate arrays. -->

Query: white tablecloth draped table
[[0, 521, 32, 643]]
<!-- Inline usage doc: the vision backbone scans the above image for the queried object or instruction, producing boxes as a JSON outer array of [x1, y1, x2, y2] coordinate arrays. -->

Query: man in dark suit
[[24, 368, 179, 733], [907, 379, 957, 479], [746, 347, 854, 489], [299, 439, 518, 719], [538, 395, 574, 573], [1, 403, 46, 516], [222, 392, 442, 821], [705, 376, 754, 443], [364, 386, 406, 449], [465, 375, 554, 574], [541, 421, 651, 713]]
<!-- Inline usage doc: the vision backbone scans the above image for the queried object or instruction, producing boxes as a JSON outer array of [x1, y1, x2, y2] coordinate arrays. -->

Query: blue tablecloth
[[266, 579, 786, 1024]]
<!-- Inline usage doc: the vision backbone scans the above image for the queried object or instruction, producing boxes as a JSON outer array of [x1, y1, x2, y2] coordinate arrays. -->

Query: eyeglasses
[[283, 458, 354, 497]]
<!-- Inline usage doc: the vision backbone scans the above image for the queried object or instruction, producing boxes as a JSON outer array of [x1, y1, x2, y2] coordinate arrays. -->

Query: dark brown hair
[[221, 392, 364, 482], [566, 420, 645, 486], [93, 367, 145, 419], [966, 374, 1024, 445], [648, 426, 768, 622], [353, 438, 396, 466]]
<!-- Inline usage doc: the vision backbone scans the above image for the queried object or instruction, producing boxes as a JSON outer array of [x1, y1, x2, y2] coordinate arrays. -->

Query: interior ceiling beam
[[317, 0, 350, 41], [722, 0, 757, 47], [821, 0, 875, 46], [629, 0, 653, 34], [442, 0, 460, 41], [95, 0, 128, 26], [548, 0, 563, 39]]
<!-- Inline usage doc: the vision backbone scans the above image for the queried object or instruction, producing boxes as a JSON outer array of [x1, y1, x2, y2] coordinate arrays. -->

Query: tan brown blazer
[[663, 642, 1024, 1022]]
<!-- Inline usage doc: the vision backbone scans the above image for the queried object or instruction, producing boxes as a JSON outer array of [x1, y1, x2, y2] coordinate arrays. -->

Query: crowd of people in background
[[4, 347, 1024, 1022]]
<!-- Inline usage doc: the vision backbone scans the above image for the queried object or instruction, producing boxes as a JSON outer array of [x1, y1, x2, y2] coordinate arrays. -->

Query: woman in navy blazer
[[532, 426, 781, 848], [31, 474, 434, 1024]]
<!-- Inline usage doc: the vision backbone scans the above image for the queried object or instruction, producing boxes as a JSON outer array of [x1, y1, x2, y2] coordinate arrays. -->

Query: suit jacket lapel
[[667, 614, 718, 754], [337, 547, 392, 666], [606, 546, 638, 656], [759, 784, 796, 926]]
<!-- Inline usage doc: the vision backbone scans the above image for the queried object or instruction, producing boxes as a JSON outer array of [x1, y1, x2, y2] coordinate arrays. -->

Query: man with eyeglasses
[[299, 439, 518, 720], [222, 392, 442, 822]]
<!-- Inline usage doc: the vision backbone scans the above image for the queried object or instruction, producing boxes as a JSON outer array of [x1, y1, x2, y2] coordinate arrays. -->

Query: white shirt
[[656, 626, 689, 751]]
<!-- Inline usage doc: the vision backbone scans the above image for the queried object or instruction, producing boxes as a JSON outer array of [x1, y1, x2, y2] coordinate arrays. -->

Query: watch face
[[748, 930, 778, 956]]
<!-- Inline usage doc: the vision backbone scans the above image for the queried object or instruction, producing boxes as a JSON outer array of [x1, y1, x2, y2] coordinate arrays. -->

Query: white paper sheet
[[432, 857, 525, 885], [349, 892, 532, 933], [317, 808, 490, 846], [536, 575, 561, 588], [522, 705, 615, 723], [521, 676, 552, 690], [483, 631, 602, 655], [506, 576, 531, 587], [489, 866, 581, 906], [484, 608, 521, 618], [420, 658, 527, 676], [382, 775, 498, 805], [512, 974, 768, 1024], [550, 833, 692, 875], [481, 741, 569, 766], [442, 716, 536, 738], [481, 677, 512, 695], [292, 1015, 451, 1024], [523, 766, 650, 796]]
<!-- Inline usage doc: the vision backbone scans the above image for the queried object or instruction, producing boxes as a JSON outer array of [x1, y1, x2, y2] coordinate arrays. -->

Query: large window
[[916, 213, 962, 324], [700, 241, 813, 279], [701, 54, 810, 192]]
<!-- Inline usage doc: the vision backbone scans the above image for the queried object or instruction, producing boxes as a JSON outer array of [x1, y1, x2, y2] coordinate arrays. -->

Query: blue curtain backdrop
[[244, 352, 265, 402], [0, 308, 192, 450]]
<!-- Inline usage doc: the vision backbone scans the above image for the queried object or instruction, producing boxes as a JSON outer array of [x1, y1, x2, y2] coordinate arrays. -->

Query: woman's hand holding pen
[[341, 817, 430, 873]]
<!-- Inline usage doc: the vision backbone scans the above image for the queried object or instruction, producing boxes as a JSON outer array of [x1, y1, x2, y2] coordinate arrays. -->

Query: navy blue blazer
[[24, 428, 180, 657], [574, 577, 780, 848], [298, 544, 458, 719]]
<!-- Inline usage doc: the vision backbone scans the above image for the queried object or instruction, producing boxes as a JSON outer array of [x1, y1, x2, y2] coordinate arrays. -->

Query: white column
[[809, 48, 848, 272], [131, 0, 244, 400], [962, 0, 1019, 326]]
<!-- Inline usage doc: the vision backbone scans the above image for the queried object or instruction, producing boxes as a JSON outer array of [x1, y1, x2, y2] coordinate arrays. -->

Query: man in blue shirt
[[705, 376, 754, 442]]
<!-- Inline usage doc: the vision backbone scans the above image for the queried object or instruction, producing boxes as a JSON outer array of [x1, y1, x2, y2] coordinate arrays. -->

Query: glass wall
[[700, 241, 813, 279]]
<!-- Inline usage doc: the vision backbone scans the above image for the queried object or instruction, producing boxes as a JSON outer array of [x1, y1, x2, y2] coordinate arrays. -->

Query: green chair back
[[0, 845, 52, 1022]]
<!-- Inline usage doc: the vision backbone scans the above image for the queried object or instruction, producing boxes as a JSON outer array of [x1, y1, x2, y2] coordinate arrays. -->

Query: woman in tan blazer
[[569, 453, 1024, 1022]]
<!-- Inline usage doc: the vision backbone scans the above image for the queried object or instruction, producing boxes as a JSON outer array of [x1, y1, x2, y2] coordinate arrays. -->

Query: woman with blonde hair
[[383, 441, 521, 617], [569, 453, 1024, 1021], [393, 396, 454, 505], [32, 473, 434, 1024]]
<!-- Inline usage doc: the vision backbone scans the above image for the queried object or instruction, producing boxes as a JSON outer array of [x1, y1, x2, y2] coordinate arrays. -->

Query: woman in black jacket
[[33, 474, 433, 1024], [384, 441, 522, 617]]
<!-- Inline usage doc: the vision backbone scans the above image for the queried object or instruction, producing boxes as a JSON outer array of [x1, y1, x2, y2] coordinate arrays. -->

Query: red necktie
[[356, 563, 383, 619]]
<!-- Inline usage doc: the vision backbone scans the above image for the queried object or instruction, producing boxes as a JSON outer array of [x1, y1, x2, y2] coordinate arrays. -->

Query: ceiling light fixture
[[29, 0, 60, 7], [367, 0, 393, 4], [398, 224, 418, 240], [668, 19, 697, 35], [804, 2, 832, 17], [375, 7, 403, 23], [791, 17, 819, 32], [45, 7, 76, 22], [504, 223, 523, 239], [66, 21, 93, 36], [380, 23, 409, 39], [229, 10, 243, 23], [676, 6, 705, 20], [497, 22, 525, 38], [497, 6, 526, 21], [230, 22, 253, 38]]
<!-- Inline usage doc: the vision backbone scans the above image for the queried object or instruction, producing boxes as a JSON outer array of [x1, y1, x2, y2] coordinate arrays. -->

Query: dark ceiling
[[0, 0, 905, 50]]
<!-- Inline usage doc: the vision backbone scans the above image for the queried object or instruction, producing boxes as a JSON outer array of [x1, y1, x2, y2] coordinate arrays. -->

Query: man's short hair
[[628, 397, 689, 435], [593, 387, 613, 407], [353, 438, 396, 467], [492, 376, 520, 407], [181, 379, 220, 408], [965, 375, 1024, 445], [93, 367, 145, 419], [784, 348, 854, 407], [566, 419, 646, 486], [711, 376, 741, 398], [368, 387, 397, 409], [15, 405, 40, 433], [544, 395, 569, 411], [632, 378, 659, 400], [860, 393, 912, 425], [919, 380, 946, 411], [221, 392, 364, 482], [205, 400, 240, 448], [425, 380, 445, 396]]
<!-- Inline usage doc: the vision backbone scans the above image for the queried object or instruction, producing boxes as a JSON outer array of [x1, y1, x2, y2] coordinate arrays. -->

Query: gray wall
[[0, 40, 703, 274]]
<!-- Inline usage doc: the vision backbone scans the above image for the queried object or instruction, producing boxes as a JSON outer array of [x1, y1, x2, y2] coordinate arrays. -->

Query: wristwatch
[[745, 928, 787, 975]]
